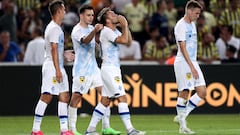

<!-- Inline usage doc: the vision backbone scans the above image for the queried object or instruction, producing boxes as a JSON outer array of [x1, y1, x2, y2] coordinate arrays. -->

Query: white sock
[[58, 102, 69, 132], [68, 106, 77, 131], [118, 102, 133, 132], [176, 97, 187, 116], [102, 106, 110, 129], [176, 97, 188, 129], [87, 103, 106, 132], [32, 100, 47, 132], [186, 93, 202, 116]]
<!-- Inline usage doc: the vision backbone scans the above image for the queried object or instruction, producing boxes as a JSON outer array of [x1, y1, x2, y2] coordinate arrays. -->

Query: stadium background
[[0, 64, 239, 115]]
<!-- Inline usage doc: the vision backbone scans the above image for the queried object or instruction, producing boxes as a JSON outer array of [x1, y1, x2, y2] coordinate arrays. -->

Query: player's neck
[[183, 15, 191, 24], [106, 23, 116, 30], [52, 16, 62, 26], [80, 21, 88, 28]]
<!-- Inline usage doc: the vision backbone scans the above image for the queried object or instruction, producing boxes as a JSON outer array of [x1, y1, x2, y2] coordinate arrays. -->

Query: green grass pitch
[[0, 114, 239, 135]]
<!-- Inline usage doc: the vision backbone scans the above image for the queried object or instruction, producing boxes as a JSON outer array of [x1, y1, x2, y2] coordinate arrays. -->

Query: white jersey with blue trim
[[174, 18, 198, 62], [100, 26, 121, 67], [44, 21, 65, 68], [71, 24, 98, 77]]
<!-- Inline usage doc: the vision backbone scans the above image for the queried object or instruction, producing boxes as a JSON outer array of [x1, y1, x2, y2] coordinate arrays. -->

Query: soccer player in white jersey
[[174, 0, 207, 134], [31, 1, 74, 135], [84, 7, 145, 135], [68, 4, 120, 135]]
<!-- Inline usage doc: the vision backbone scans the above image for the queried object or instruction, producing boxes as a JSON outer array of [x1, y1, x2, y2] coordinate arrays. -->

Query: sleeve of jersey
[[72, 28, 85, 44], [103, 27, 118, 43], [175, 23, 186, 42], [49, 27, 61, 44]]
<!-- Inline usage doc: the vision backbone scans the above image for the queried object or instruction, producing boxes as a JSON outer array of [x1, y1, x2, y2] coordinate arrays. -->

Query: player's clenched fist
[[94, 23, 103, 32]]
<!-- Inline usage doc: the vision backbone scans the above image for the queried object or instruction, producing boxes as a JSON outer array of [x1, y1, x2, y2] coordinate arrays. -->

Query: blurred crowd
[[0, 0, 240, 65]]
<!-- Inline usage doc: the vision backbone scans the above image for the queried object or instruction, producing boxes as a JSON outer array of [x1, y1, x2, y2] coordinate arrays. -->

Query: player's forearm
[[81, 29, 96, 44], [127, 29, 132, 46], [180, 44, 194, 68], [51, 46, 61, 72], [117, 26, 128, 44]]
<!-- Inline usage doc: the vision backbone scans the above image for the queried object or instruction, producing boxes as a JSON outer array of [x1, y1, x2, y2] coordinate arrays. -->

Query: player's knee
[[117, 95, 127, 102], [178, 90, 189, 99], [40, 93, 52, 104], [69, 93, 82, 107], [101, 97, 110, 107], [196, 86, 207, 99], [198, 90, 207, 99], [59, 92, 71, 103]]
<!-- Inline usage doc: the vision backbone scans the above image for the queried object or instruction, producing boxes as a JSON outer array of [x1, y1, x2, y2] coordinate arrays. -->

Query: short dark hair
[[33, 27, 43, 36], [97, 7, 111, 25], [48, 0, 64, 16], [223, 25, 233, 35], [78, 4, 93, 14], [186, 0, 203, 10]]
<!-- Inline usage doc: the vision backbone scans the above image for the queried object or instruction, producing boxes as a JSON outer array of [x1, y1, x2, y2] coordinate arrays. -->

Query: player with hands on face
[[85, 7, 145, 135]]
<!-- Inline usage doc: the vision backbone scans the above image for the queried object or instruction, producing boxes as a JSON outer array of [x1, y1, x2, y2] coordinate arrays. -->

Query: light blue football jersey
[[100, 26, 121, 67], [71, 24, 98, 77], [44, 21, 65, 68], [174, 18, 198, 62]]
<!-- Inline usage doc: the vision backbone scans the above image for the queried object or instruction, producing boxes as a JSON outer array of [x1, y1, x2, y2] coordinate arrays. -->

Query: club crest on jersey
[[114, 76, 120, 83], [52, 77, 57, 84], [60, 39, 64, 44], [188, 81, 192, 87], [79, 76, 85, 83], [80, 86, 84, 91], [186, 73, 192, 80], [118, 85, 122, 91]]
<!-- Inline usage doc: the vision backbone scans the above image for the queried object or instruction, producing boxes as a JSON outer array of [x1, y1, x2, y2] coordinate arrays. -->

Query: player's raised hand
[[117, 15, 128, 27], [94, 23, 103, 32]]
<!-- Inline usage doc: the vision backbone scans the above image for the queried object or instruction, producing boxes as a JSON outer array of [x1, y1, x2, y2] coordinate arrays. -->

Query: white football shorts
[[41, 61, 69, 95], [174, 60, 206, 91], [101, 66, 126, 98], [72, 68, 102, 94]]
